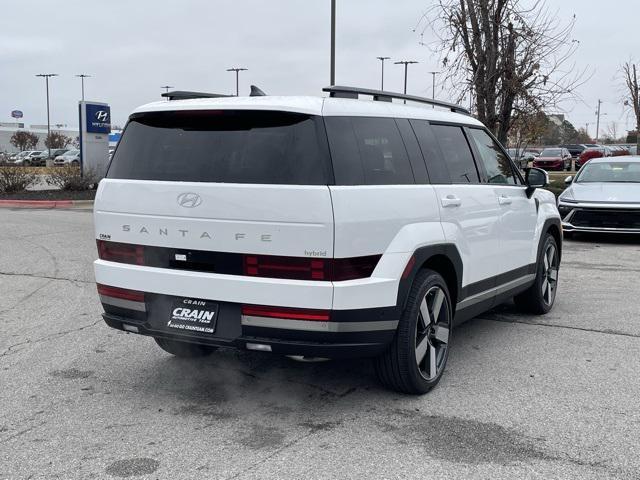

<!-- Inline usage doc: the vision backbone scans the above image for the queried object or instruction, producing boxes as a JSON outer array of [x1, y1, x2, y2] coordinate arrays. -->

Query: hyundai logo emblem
[[95, 110, 109, 122], [177, 192, 202, 208]]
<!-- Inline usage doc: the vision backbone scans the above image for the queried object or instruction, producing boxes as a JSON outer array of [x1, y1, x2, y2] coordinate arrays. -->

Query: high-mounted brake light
[[97, 284, 145, 303], [97, 240, 144, 265], [241, 305, 330, 322]]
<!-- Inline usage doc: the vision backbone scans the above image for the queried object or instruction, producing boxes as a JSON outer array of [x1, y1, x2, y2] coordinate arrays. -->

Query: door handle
[[498, 195, 512, 205], [441, 195, 462, 208]]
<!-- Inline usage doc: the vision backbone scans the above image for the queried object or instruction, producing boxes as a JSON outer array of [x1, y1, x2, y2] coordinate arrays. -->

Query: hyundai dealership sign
[[79, 101, 111, 179], [11, 110, 23, 119], [85, 103, 111, 134]]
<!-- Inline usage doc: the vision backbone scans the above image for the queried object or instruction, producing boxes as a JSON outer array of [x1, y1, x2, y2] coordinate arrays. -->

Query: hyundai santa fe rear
[[95, 90, 562, 394]]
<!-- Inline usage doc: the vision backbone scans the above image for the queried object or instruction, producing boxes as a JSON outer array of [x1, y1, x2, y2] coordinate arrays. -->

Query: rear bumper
[[102, 298, 398, 359]]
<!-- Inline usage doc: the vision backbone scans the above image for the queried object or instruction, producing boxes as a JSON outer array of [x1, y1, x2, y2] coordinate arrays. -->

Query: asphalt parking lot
[[1, 208, 639, 479]]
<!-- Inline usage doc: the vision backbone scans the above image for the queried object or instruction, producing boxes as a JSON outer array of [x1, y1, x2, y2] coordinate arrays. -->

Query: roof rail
[[322, 85, 470, 115], [161, 90, 231, 101]]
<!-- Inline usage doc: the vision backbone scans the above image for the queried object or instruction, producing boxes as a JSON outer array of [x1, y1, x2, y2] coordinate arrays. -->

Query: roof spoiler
[[161, 86, 267, 101], [161, 90, 231, 101]]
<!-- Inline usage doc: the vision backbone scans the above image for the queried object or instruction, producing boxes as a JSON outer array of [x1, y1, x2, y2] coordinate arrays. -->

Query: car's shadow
[[118, 315, 512, 422]]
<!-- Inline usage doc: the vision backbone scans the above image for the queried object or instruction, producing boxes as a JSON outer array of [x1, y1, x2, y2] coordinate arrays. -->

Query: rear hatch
[[95, 109, 335, 269]]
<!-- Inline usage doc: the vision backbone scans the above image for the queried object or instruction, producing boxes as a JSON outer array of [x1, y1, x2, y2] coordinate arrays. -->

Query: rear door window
[[410, 120, 450, 184], [107, 110, 332, 185], [431, 125, 480, 184], [325, 117, 415, 185]]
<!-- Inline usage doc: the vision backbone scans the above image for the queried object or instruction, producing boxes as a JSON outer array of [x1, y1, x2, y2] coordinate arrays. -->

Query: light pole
[[376, 57, 390, 90], [161, 85, 174, 100], [428, 71, 440, 106], [394, 61, 418, 103], [36, 73, 58, 159], [595, 99, 603, 144], [330, 0, 336, 85], [75, 74, 91, 101], [226, 68, 247, 96]]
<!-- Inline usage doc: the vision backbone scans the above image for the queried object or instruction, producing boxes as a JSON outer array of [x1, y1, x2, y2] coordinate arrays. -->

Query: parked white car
[[54, 150, 80, 166], [94, 86, 562, 394], [13, 151, 43, 166], [559, 157, 640, 234]]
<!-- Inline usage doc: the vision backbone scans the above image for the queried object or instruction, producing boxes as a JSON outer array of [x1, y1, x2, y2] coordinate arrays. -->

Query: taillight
[[97, 240, 144, 265], [243, 255, 331, 280], [242, 254, 380, 281], [241, 305, 330, 321], [332, 255, 382, 281], [97, 284, 145, 303]]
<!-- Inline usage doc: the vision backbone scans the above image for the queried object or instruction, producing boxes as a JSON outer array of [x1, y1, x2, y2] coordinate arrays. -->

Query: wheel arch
[[397, 244, 462, 312], [540, 217, 562, 262]]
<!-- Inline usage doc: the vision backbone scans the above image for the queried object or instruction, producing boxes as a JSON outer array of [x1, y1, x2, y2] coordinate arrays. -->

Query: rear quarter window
[[107, 110, 332, 185], [324, 116, 416, 185]]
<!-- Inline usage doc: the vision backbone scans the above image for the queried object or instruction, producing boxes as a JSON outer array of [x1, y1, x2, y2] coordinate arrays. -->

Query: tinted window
[[410, 120, 450, 184], [431, 125, 479, 183], [468, 129, 517, 185], [396, 119, 429, 183], [325, 117, 415, 185], [108, 110, 331, 184]]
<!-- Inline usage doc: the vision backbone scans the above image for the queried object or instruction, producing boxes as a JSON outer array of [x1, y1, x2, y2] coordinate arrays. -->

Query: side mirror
[[525, 167, 549, 197], [564, 175, 573, 185]]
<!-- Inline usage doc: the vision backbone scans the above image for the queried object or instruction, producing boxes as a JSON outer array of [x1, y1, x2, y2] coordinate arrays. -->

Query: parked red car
[[576, 147, 610, 168], [532, 147, 572, 171], [610, 146, 630, 157]]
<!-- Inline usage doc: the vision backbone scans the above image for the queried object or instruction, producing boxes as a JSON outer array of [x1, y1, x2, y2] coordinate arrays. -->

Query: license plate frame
[[167, 298, 219, 335]]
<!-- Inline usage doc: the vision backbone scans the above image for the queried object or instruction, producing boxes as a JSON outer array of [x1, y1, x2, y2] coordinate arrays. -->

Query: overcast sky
[[1, 0, 638, 138]]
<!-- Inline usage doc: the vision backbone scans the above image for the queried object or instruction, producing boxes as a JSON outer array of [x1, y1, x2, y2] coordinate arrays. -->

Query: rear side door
[[412, 121, 502, 294], [466, 128, 538, 278]]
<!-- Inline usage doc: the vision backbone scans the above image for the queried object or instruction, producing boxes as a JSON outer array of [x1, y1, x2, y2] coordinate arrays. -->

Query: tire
[[24, 160, 31, 166], [154, 337, 218, 358], [374, 269, 452, 394], [514, 233, 559, 315], [71, 160, 79, 167]]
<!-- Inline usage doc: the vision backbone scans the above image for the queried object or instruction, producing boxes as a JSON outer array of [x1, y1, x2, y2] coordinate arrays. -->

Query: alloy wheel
[[415, 285, 451, 380], [542, 243, 559, 306]]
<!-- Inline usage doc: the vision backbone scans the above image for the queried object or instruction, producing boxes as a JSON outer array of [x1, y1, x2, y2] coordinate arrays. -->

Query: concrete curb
[[0, 199, 94, 209]]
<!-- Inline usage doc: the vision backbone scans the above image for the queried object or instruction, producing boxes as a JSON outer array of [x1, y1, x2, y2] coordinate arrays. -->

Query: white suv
[[94, 86, 561, 394]]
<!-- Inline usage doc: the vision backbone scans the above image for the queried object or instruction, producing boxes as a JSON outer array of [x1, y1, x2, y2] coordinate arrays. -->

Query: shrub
[[46, 166, 97, 191], [0, 167, 37, 193]]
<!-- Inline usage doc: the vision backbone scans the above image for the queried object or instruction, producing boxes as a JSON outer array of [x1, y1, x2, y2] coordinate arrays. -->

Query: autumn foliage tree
[[418, 0, 586, 144], [10, 131, 39, 151]]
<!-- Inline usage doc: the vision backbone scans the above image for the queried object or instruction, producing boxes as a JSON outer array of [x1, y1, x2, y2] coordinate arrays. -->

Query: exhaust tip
[[246, 343, 272, 352], [287, 355, 330, 363]]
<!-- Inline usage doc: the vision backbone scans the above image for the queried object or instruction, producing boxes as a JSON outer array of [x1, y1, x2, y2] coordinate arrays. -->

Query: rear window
[[107, 110, 332, 185]]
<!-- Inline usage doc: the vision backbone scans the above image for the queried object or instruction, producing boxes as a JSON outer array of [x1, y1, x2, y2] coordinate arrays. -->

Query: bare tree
[[417, 0, 586, 144], [605, 122, 619, 143], [621, 61, 640, 151]]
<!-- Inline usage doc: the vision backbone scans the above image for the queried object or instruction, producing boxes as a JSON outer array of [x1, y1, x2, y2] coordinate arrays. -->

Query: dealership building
[[0, 122, 121, 153]]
